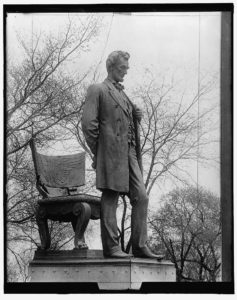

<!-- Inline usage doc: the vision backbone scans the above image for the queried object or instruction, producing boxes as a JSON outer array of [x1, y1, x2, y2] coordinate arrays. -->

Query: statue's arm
[[82, 84, 100, 156]]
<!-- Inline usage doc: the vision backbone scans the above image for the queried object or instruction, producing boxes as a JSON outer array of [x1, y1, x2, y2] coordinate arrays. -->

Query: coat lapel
[[103, 79, 129, 117]]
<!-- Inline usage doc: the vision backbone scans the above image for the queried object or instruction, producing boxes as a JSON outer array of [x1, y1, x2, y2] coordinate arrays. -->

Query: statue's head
[[106, 51, 130, 82]]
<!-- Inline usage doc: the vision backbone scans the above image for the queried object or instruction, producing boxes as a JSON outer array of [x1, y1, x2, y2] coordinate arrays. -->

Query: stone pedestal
[[29, 249, 176, 290]]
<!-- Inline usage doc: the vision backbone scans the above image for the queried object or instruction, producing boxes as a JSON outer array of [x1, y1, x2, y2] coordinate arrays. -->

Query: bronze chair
[[30, 139, 100, 250]]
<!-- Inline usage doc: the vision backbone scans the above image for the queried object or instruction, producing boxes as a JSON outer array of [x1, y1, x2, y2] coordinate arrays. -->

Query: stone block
[[29, 250, 176, 290]]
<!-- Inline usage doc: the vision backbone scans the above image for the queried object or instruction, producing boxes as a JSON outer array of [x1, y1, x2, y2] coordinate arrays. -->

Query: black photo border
[[3, 3, 234, 294]]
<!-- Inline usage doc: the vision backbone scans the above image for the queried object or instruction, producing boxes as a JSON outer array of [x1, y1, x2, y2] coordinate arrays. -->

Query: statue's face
[[110, 57, 129, 82]]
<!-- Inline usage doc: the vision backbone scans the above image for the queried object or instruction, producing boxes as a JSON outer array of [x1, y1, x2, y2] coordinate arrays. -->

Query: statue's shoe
[[133, 246, 164, 260], [104, 250, 133, 258]]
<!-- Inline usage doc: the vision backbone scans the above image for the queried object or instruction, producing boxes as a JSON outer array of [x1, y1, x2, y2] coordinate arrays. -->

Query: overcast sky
[[6, 12, 221, 203], [7, 12, 221, 77]]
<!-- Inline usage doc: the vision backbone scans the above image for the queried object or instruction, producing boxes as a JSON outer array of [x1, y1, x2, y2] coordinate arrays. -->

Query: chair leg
[[36, 206, 51, 250], [72, 202, 91, 249]]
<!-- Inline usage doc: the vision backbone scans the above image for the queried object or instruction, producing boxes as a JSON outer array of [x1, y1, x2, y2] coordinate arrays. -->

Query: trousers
[[100, 146, 149, 256]]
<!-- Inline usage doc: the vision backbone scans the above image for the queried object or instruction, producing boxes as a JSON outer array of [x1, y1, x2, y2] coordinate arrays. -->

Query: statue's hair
[[106, 51, 130, 72]]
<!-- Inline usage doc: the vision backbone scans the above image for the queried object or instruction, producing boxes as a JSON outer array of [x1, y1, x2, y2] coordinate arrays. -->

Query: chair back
[[30, 139, 85, 198]]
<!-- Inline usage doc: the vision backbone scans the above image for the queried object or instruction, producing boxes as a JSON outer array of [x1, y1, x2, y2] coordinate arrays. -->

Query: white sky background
[[6, 12, 221, 207]]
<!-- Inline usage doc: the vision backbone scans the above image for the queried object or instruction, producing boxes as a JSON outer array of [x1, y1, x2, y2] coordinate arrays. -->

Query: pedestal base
[[29, 249, 176, 290]]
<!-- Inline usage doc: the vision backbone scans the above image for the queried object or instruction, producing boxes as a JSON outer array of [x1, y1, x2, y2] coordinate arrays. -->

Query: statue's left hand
[[92, 155, 97, 169], [133, 106, 143, 122]]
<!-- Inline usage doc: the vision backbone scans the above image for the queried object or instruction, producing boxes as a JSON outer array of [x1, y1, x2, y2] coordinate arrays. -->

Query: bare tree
[[149, 186, 221, 282], [6, 14, 103, 281], [7, 14, 101, 156], [137, 71, 219, 194]]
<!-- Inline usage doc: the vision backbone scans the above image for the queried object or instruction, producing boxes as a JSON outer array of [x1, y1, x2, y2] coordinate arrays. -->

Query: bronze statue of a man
[[82, 51, 163, 259]]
